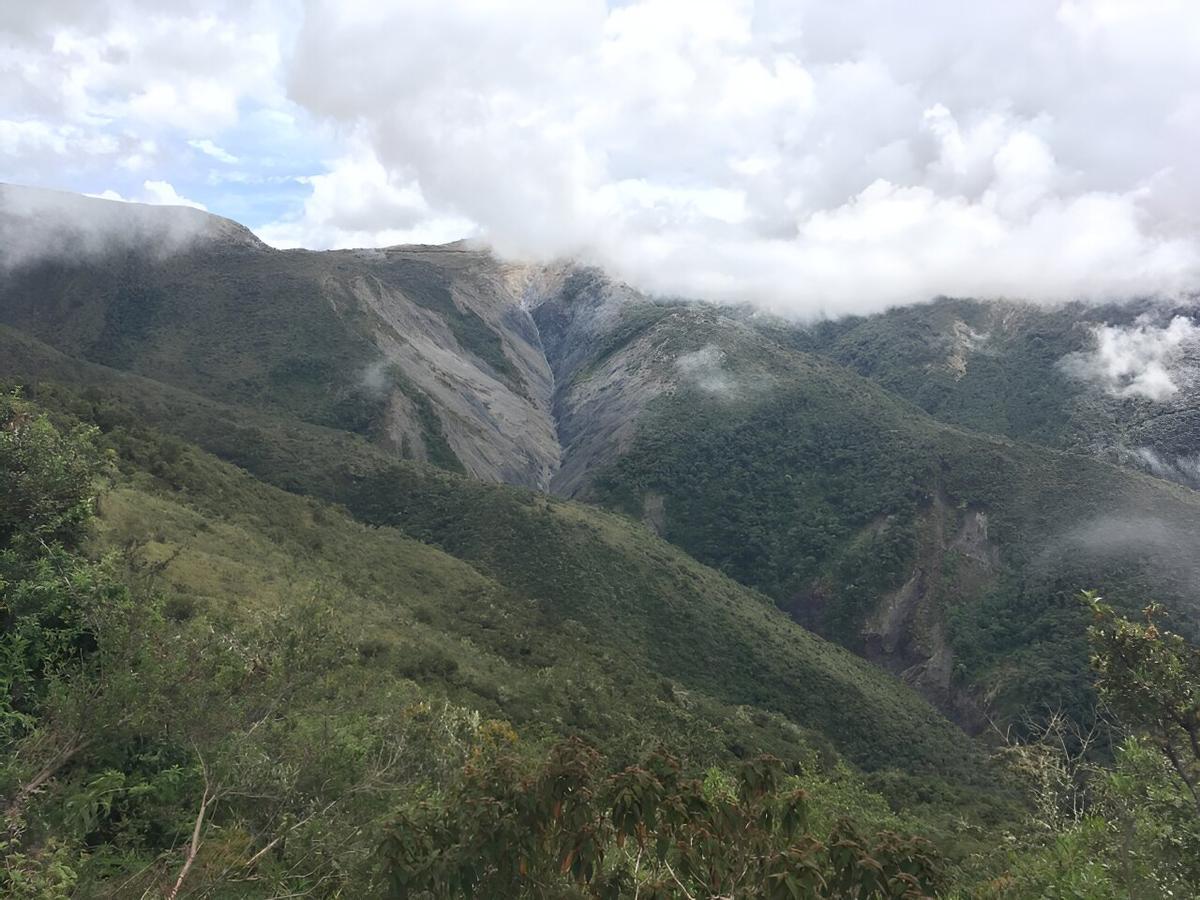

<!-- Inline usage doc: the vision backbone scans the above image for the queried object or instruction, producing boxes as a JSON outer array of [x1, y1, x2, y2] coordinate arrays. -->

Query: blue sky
[[4, 1, 1200, 315]]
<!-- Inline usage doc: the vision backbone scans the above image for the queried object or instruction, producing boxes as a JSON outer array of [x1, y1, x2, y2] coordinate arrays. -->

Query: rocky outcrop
[[332, 245, 562, 488], [862, 492, 998, 732]]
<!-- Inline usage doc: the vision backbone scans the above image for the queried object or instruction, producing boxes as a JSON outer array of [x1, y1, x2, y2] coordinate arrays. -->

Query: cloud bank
[[1060, 315, 1200, 401], [0, 184, 231, 270], [285, 0, 1200, 314], [6, 1, 1200, 314]]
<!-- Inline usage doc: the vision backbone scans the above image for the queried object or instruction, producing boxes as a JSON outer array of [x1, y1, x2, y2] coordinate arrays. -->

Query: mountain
[[0, 184, 560, 486], [784, 296, 1200, 488], [6, 183, 1200, 897], [531, 283, 1200, 728], [4, 181, 1200, 738], [0, 184, 988, 776]]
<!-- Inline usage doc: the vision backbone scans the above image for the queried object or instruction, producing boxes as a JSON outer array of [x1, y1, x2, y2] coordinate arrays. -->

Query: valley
[[3, 184, 1200, 897]]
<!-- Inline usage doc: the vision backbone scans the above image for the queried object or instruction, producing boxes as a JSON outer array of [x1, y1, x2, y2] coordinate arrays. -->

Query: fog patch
[[1061, 515, 1176, 554], [675, 345, 736, 397], [359, 360, 393, 394], [1058, 315, 1200, 401], [0, 183, 226, 271], [1131, 447, 1200, 488]]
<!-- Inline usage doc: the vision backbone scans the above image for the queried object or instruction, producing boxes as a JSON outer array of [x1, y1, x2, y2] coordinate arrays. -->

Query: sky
[[4, 0, 1200, 315]]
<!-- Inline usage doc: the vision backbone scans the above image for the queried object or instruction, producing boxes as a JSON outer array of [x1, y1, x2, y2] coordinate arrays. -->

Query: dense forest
[[3, 389, 1199, 898]]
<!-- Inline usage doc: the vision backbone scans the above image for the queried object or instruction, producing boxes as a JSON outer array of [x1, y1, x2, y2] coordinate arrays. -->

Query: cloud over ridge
[[5, 1, 1200, 315], [284, 0, 1200, 315]]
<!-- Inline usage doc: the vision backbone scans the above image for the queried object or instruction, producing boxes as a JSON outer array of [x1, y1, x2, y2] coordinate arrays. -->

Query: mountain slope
[[19, 379, 983, 784], [775, 296, 1200, 488], [5, 184, 1200, 736], [0, 183, 559, 487], [524, 288, 1200, 728]]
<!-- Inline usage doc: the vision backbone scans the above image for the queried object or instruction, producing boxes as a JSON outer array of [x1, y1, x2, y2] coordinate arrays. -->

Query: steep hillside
[[0, 184, 559, 487], [6, 390, 1014, 899], [17, 379, 983, 784], [526, 292, 1200, 728], [5, 185, 1200, 736], [775, 296, 1200, 488]]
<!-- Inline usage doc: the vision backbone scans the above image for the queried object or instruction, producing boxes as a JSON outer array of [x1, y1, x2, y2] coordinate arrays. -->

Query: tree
[[0, 391, 102, 554], [1083, 592, 1200, 815]]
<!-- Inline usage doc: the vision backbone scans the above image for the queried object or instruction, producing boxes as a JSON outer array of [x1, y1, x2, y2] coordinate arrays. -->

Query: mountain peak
[[0, 182, 267, 270]]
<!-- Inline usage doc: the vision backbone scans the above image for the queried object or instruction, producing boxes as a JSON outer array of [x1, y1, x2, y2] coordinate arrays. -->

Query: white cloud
[[0, 1, 292, 200], [7, 1, 1200, 314], [87, 180, 207, 210], [1060, 315, 1200, 400], [256, 145, 475, 248], [188, 138, 238, 164], [141, 179, 207, 210], [282, 0, 1200, 314]]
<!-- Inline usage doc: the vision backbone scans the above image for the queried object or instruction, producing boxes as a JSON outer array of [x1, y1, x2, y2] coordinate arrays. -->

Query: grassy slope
[[0, 243, 382, 431], [0, 236, 530, 467], [13, 372, 984, 786], [10, 297, 1200, 729]]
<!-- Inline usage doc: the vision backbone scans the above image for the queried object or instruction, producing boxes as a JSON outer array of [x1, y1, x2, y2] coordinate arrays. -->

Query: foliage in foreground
[[4, 388, 1200, 898], [383, 741, 942, 899], [954, 594, 1200, 899], [0, 392, 470, 896], [0, 391, 945, 897]]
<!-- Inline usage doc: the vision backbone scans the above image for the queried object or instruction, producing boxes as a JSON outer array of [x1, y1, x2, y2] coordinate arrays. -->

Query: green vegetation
[[779, 297, 1200, 477], [2, 196, 1198, 895], [382, 741, 944, 898], [36, 377, 978, 776], [949, 595, 1200, 898], [387, 366, 466, 472], [584, 311, 1200, 728], [0, 336, 1195, 897], [0, 391, 980, 897], [794, 300, 1084, 446], [0, 239, 526, 467]]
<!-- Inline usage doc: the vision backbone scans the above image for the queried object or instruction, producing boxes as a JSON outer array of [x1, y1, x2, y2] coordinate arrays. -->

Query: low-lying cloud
[[675, 345, 736, 397], [285, 0, 1200, 315], [1059, 315, 1200, 401], [0, 183, 219, 270], [8, 1, 1200, 315]]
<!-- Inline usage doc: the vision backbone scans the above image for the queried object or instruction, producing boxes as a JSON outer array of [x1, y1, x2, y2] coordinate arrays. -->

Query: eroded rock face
[[330, 245, 562, 488], [310, 250, 693, 494], [528, 267, 677, 497], [861, 493, 999, 732]]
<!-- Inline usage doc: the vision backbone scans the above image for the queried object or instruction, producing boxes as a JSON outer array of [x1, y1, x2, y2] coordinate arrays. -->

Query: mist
[[1131, 448, 1200, 488], [1037, 512, 1200, 602], [675, 345, 737, 397], [0, 184, 242, 270], [1059, 315, 1200, 401]]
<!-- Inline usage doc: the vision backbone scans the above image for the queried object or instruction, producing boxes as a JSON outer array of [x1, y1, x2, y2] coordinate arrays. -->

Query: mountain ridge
[[4, 183, 1200, 735]]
